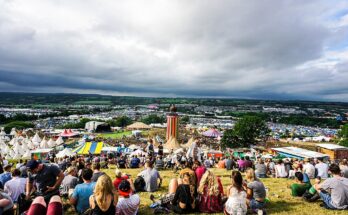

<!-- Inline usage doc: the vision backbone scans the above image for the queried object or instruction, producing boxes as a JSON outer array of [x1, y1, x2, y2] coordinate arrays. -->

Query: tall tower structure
[[166, 104, 179, 140]]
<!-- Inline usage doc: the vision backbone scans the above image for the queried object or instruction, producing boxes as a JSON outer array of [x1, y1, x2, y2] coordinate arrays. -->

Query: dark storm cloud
[[0, 0, 348, 101]]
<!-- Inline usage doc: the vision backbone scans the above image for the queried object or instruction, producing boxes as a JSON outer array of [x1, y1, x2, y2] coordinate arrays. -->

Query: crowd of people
[[0, 142, 346, 215]]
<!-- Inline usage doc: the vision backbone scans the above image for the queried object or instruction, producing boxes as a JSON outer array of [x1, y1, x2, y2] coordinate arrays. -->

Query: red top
[[113, 175, 129, 190], [195, 166, 206, 185]]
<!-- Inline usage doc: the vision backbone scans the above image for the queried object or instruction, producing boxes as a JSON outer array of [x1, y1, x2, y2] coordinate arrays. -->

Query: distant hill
[[0, 92, 348, 107]]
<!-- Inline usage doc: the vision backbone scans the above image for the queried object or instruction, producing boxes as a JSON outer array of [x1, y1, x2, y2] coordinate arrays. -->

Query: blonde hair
[[245, 168, 258, 183], [94, 174, 115, 211], [198, 169, 220, 196], [115, 169, 122, 178]]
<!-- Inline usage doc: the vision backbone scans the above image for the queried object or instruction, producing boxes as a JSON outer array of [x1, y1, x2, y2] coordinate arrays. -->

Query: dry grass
[[65, 166, 347, 215]]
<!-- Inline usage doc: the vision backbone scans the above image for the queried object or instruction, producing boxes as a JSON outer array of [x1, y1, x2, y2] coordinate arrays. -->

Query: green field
[[65, 167, 348, 215], [74, 100, 112, 105], [97, 131, 132, 139]]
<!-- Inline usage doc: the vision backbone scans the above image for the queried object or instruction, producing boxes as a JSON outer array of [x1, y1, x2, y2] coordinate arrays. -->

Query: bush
[[4, 121, 34, 133]]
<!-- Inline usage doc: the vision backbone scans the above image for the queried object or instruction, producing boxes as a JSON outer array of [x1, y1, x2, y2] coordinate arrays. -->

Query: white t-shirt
[[116, 194, 140, 215], [303, 163, 315, 179], [275, 164, 288, 178], [4, 177, 26, 202], [315, 162, 329, 179]]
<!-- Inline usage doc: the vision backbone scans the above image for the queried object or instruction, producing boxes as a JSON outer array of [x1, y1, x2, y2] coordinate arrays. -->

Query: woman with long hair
[[224, 170, 247, 215], [197, 169, 224, 213], [170, 172, 196, 214], [89, 174, 118, 215]]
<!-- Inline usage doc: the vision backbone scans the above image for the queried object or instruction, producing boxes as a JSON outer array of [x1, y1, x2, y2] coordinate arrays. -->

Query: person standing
[[158, 142, 164, 157], [146, 140, 155, 158]]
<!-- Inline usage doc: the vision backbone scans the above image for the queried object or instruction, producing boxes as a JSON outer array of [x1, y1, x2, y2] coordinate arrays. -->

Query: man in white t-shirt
[[315, 158, 329, 179], [4, 169, 26, 202], [116, 179, 140, 215], [303, 158, 315, 179]]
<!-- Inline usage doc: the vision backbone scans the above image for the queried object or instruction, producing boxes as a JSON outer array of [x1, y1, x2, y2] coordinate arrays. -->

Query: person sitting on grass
[[290, 172, 311, 197], [314, 163, 348, 210], [170, 172, 196, 214], [197, 169, 224, 213], [244, 168, 267, 214], [70, 168, 96, 214], [224, 170, 247, 215], [155, 156, 165, 170], [116, 180, 140, 215], [4, 168, 26, 203], [89, 174, 118, 215], [61, 167, 78, 196], [179, 161, 196, 188], [137, 161, 162, 192], [0, 164, 12, 189], [275, 159, 288, 178], [303, 177, 321, 202], [193, 160, 206, 185], [130, 155, 140, 169], [90, 163, 105, 182], [255, 159, 267, 178], [0, 191, 13, 215], [113, 169, 129, 191]]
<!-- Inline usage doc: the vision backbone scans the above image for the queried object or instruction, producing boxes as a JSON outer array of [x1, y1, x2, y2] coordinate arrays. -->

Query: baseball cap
[[26, 159, 39, 170], [118, 180, 131, 197]]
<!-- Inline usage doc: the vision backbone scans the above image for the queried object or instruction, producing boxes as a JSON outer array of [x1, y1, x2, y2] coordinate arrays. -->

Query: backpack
[[134, 176, 146, 192]]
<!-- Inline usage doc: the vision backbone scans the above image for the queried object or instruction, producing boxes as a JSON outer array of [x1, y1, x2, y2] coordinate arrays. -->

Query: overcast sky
[[1, 0, 348, 101]]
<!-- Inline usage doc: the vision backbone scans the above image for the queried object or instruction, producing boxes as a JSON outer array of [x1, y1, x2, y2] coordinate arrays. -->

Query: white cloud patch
[[0, 0, 348, 101]]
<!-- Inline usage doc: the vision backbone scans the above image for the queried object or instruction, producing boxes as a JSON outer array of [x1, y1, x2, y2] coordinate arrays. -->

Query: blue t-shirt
[[0, 172, 12, 188], [72, 182, 96, 213], [303, 173, 310, 184], [130, 158, 140, 168]]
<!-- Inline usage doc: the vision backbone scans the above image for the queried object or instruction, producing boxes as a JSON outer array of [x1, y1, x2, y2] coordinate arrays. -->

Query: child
[[303, 177, 321, 202]]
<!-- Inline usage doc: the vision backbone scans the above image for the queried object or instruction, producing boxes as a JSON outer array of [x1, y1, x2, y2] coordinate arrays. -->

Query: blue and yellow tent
[[73, 141, 104, 155]]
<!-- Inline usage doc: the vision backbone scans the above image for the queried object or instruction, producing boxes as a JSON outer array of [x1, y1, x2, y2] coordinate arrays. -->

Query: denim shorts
[[250, 199, 266, 210]]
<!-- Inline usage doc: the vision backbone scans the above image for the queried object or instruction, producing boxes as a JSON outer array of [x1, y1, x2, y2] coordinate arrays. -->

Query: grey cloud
[[0, 0, 347, 101]]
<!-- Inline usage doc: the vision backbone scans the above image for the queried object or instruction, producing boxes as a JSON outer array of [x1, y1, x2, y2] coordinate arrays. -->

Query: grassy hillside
[[65, 167, 347, 215]]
